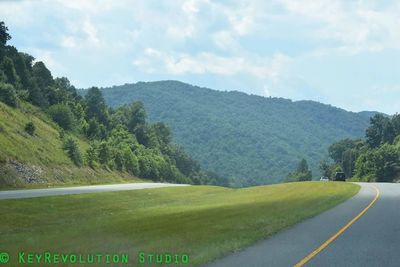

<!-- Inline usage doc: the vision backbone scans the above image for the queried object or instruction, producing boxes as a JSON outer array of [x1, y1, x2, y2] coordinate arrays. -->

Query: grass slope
[[0, 182, 359, 266], [0, 101, 141, 189], [100, 81, 373, 185]]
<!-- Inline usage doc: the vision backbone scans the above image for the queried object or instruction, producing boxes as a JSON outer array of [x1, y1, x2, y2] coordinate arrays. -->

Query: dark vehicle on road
[[334, 172, 346, 181]]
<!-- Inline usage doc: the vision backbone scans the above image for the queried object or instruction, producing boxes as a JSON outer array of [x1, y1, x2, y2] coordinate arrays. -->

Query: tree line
[[0, 21, 220, 185], [321, 113, 400, 182]]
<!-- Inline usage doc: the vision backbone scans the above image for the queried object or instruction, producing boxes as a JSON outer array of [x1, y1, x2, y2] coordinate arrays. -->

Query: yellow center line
[[294, 184, 380, 267]]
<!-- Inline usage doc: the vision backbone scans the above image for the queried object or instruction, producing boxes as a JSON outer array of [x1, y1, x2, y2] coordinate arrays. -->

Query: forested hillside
[[101, 81, 374, 186], [322, 114, 400, 182], [0, 22, 213, 188]]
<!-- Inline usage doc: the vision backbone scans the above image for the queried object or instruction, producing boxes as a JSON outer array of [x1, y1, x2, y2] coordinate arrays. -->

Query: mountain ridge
[[97, 80, 378, 186]]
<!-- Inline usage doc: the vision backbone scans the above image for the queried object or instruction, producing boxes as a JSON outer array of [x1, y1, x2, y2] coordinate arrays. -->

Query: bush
[[24, 122, 36, 136], [63, 137, 82, 166], [48, 104, 76, 131], [85, 146, 98, 168], [0, 82, 18, 107]]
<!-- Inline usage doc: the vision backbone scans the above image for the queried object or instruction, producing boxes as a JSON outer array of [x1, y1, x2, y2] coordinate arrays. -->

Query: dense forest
[[0, 22, 216, 186], [322, 114, 400, 182], [99, 81, 374, 186]]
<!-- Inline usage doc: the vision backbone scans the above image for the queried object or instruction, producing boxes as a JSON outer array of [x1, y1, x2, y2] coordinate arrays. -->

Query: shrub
[[63, 137, 82, 166], [47, 104, 76, 131], [24, 122, 36, 136], [85, 146, 98, 168], [0, 82, 18, 107]]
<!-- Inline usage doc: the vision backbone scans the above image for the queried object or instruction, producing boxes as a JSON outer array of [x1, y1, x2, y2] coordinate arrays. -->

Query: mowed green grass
[[0, 182, 359, 266]]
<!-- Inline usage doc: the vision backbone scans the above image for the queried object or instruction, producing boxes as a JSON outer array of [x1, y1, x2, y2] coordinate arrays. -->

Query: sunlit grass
[[0, 182, 359, 266]]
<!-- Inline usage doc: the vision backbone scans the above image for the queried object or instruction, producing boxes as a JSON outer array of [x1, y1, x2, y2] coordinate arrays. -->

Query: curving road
[[207, 183, 400, 267], [0, 183, 189, 200]]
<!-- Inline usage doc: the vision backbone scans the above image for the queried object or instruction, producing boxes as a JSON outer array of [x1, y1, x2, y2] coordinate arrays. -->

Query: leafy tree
[[382, 120, 396, 144], [285, 158, 312, 182], [24, 122, 35, 136], [63, 137, 82, 166], [28, 83, 48, 107], [328, 139, 359, 164], [123, 148, 139, 175], [86, 118, 100, 139], [342, 149, 357, 178], [0, 82, 17, 107], [135, 124, 159, 148], [98, 142, 110, 166], [366, 114, 388, 148], [319, 160, 333, 178], [32, 61, 53, 89], [85, 87, 109, 126], [0, 21, 11, 46], [13, 52, 34, 89], [127, 101, 146, 133], [47, 104, 76, 131], [114, 151, 124, 171], [85, 146, 98, 168], [152, 122, 171, 146], [0, 57, 19, 86]]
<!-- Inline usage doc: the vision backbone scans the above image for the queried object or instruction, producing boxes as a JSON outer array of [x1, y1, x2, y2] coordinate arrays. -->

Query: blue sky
[[1, 0, 399, 114]]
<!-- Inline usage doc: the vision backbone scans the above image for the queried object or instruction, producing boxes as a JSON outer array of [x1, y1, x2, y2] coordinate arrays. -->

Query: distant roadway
[[207, 183, 400, 267], [0, 183, 189, 200]]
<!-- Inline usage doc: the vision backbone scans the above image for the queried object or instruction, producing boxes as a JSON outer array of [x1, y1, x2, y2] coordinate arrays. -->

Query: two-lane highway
[[207, 183, 399, 267]]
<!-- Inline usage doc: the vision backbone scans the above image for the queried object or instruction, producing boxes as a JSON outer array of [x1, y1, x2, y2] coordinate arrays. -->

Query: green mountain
[[101, 80, 374, 186]]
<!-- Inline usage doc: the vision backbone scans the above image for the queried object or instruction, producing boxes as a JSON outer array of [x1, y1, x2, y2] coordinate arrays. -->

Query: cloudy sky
[[1, 0, 399, 114]]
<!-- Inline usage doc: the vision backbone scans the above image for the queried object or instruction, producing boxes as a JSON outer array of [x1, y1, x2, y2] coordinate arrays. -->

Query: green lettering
[[53, 254, 59, 264], [182, 254, 189, 264], [156, 254, 163, 264], [113, 255, 119, 263], [35, 254, 42, 263], [27, 254, 33, 264], [148, 254, 154, 263], [61, 254, 68, 263], [18, 252, 25, 263], [121, 254, 129, 264], [96, 254, 102, 263], [79, 255, 86, 264], [45, 252, 51, 263], [138, 252, 145, 264], [165, 254, 172, 264], [70, 254, 76, 263], [87, 254, 94, 264], [105, 254, 110, 264]]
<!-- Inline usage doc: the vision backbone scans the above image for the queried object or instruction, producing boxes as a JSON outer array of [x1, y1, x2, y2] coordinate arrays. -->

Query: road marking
[[294, 184, 380, 267]]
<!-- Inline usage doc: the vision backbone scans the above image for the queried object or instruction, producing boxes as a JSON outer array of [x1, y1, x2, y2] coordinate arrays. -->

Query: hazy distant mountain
[[100, 80, 375, 186]]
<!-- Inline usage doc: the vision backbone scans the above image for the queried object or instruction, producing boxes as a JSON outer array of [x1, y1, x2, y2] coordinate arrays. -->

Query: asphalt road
[[207, 183, 399, 267], [0, 182, 189, 200]]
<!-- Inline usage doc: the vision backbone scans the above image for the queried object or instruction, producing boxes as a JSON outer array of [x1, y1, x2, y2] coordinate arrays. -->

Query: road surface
[[207, 183, 399, 267], [0, 183, 189, 200]]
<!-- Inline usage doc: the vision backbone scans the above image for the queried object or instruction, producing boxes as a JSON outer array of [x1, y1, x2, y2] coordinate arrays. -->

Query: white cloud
[[82, 18, 100, 46], [61, 36, 77, 48], [280, 0, 400, 54], [2, 0, 400, 113], [134, 48, 291, 82]]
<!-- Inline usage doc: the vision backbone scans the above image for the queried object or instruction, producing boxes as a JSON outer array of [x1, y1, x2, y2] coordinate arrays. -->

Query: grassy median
[[0, 182, 359, 266]]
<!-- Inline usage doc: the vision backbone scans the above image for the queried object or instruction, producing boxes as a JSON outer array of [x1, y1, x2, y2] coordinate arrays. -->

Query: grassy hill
[[100, 81, 374, 186], [0, 101, 140, 189]]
